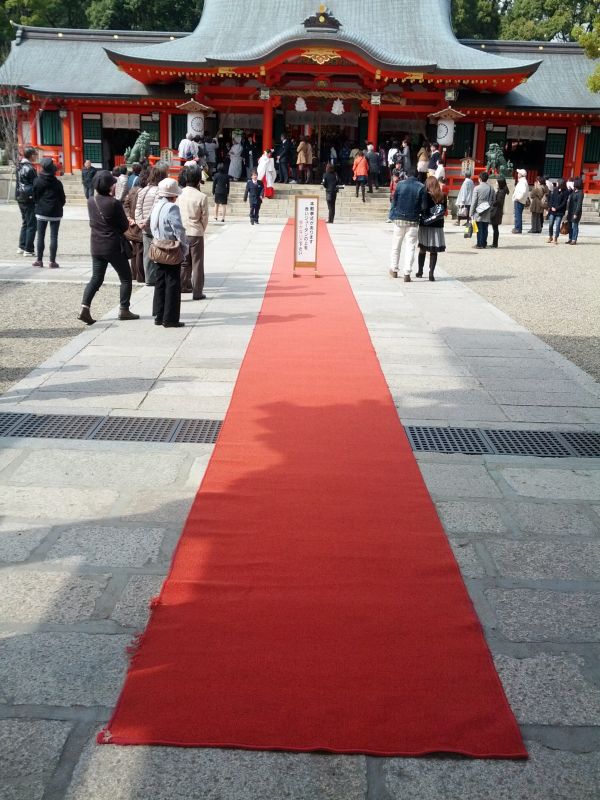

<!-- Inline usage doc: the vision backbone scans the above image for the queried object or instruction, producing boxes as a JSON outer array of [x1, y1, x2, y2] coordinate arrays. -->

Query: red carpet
[[100, 221, 526, 758]]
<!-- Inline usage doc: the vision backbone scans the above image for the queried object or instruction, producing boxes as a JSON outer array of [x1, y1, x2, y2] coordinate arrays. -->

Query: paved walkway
[[1, 219, 600, 799]]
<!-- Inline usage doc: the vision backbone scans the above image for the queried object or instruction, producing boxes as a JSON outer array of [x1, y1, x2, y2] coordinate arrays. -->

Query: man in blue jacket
[[389, 168, 427, 282]]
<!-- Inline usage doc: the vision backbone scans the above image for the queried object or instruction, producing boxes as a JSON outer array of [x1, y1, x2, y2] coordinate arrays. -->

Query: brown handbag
[[148, 203, 184, 265], [149, 238, 184, 266]]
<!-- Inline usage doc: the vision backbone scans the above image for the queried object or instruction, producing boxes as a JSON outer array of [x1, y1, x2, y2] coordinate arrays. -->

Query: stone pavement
[[1, 218, 600, 799]]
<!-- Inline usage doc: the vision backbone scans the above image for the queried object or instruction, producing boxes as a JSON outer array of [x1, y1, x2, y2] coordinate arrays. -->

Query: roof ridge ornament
[[304, 4, 341, 32]]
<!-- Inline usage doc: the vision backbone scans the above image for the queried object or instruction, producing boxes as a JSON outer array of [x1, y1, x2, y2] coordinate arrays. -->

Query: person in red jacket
[[352, 151, 369, 202]]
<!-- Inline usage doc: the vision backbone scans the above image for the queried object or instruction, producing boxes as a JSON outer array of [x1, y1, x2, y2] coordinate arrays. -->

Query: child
[[387, 169, 401, 222], [243, 170, 264, 225]]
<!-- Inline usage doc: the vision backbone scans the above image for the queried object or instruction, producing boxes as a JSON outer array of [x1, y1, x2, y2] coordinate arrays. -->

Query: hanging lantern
[[331, 98, 345, 116], [295, 97, 308, 113]]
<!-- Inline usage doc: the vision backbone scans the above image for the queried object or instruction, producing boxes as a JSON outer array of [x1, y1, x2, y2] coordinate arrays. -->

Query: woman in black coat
[[32, 158, 65, 269], [212, 164, 230, 223], [490, 177, 508, 248], [566, 177, 584, 245], [321, 163, 340, 223], [547, 179, 568, 244], [78, 171, 140, 325]]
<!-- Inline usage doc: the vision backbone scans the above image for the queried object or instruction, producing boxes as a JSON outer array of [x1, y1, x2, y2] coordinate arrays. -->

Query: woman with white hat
[[512, 169, 529, 233], [149, 177, 188, 328]]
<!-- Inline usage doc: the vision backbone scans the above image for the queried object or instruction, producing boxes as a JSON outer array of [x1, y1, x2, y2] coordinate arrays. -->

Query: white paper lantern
[[295, 97, 308, 112], [436, 118, 455, 146]]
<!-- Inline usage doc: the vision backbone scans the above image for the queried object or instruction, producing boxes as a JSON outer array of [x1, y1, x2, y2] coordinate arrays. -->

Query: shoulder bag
[[422, 203, 445, 226], [148, 204, 184, 266]]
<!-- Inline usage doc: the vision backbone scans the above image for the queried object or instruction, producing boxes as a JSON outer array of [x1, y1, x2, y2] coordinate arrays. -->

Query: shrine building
[[1, 0, 600, 183]]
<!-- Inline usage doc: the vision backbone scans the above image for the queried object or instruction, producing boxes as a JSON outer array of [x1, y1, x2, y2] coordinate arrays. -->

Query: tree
[[1, 0, 89, 46], [86, 0, 203, 31], [576, 16, 600, 92], [500, 0, 597, 42], [451, 0, 503, 39]]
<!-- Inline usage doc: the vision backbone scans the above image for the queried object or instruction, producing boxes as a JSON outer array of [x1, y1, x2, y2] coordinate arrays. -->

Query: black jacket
[[567, 189, 584, 222], [88, 194, 129, 258], [82, 166, 97, 189], [490, 186, 508, 225], [366, 150, 381, 173], [243, 179, 264, 204], [279, 138, 293, 161], [548, 187, 568, 216], [321, 172, 340, 201], [16, 159, 37, 203], [212, 171, 230, 198], [421, 192, 447, 228], [33, 173, 66, 218]]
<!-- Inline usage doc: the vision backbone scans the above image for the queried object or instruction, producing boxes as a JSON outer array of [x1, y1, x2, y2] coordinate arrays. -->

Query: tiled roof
[[104, 0, 540, 75], [462, 41, 600, 111]]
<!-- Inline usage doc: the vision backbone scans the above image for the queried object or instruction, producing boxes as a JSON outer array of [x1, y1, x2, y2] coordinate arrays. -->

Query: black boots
[[118, 308, 140, 320], [77, 306, 95, 325]]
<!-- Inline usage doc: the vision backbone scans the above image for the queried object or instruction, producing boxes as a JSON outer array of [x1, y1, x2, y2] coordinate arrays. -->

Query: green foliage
[[575, 16, 600, 92], [451, 0, 502, 39], [86, 0, 203, 31], [0, 0, 202, 46], [500, 0, 597, 42]]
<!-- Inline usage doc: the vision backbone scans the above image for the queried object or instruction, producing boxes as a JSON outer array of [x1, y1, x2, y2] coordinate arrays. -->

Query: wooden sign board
[[294, 196, 320, 277]]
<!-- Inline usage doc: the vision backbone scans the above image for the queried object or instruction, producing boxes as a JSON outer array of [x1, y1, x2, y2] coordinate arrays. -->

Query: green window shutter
[[40, 111, 62, 146], [544, 129, 566, 178], [140, 119, 160, 157], [584, 126, 600, 163], [171, 115, 188, 148], [82, 117, 102, 140], [484, 128, 506, 152], [447, 123, 474, 159]]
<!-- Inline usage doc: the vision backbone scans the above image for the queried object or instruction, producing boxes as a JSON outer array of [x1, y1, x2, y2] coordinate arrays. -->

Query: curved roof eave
[[104, 41, 540, 77]]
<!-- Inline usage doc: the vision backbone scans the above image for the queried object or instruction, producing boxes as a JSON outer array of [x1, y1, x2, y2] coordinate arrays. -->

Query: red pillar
[[61, 113, 72, 174], [73, 110, 83, 171], [160, 112, 170, 151], [29, 108, 38, 147], [474, 122, 486, 167], [563, 124, 577, 178], [367, 105, 379, 146], [573, 127, 586, 177], [262, 100, 273, 151]]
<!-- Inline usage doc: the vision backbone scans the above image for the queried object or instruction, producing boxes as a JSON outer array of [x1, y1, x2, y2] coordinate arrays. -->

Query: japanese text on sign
[[294, 197, 318, 267]]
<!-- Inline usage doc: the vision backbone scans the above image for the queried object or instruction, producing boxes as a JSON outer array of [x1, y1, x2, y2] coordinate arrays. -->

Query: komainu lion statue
[[125, 131, 152, 165], [485, 142, 514, 179]]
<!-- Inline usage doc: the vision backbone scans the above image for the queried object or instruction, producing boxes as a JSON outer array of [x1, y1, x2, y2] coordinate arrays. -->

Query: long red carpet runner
[[101, 221, 526, 757]]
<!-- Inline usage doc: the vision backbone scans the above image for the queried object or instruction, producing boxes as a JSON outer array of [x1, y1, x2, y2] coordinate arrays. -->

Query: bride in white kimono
[[228, 133, 244, 181], [257, 149, 277, 198]]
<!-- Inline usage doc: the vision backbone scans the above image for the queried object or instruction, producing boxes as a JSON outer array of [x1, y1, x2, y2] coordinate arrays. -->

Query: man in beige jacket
[[176, 164, 209, 300]]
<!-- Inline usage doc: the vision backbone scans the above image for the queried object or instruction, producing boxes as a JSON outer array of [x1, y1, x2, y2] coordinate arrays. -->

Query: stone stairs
[[2, 168, 598, 223]]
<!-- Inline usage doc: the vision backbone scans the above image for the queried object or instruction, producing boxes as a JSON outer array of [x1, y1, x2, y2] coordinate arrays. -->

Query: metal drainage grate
[[9, 414, 103, 440], [406, 426, 600, 459], [405, 426, 492, 455], [559, 431, 600, 459], [92, 416, 180, 443], [0, 412, 222, 445], [481, 428, 573, 458], [0, 413, 33, 437], [174, 418, 223, 443]]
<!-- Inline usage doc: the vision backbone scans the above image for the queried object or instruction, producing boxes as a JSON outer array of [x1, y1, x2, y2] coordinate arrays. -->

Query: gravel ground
[[440, 225, 600, 381], [0, 281, 116, 394], [0, 206, 138, 395], [1, 203, 599, 393]]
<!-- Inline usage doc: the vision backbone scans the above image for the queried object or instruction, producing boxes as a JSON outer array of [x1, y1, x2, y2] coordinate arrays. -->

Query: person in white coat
[[227, 136, 244, 181], [512, 168, 529, 233], [257, 149, 277, 199], [455, 170, 475, 225]]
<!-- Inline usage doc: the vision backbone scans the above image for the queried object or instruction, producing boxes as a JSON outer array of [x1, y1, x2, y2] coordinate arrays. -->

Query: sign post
[[294, 196, 320, 277]]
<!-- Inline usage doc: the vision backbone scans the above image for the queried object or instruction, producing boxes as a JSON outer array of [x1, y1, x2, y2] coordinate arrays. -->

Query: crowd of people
[[14, 134, 587, 314]]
